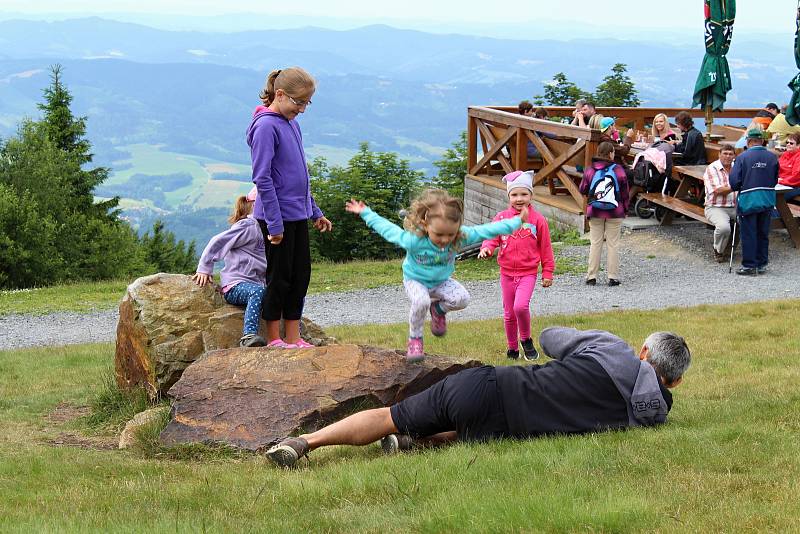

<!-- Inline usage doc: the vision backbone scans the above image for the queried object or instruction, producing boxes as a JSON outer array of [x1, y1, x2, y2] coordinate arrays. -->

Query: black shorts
[[389, 366, 509, 441]]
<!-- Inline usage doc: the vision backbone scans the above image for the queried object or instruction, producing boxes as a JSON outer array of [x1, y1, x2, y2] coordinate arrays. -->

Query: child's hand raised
[[477, 248, 494, 259], [518, 205, 529, 223], [345, 199, 367, 214]]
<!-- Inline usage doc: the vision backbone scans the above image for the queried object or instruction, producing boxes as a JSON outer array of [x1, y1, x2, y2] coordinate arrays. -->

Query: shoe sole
[[406, 354, 425, 363], [266, 445, 299, 467], [522, 354, 539, 361]]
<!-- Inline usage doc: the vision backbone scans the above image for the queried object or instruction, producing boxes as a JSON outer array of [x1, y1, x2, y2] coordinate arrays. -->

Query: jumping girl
[[346, 189, 525, 361]]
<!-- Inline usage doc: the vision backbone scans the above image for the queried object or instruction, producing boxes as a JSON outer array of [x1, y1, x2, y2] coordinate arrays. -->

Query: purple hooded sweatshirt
[[196, 217, 267, 290], [247, 109, 323, 236]]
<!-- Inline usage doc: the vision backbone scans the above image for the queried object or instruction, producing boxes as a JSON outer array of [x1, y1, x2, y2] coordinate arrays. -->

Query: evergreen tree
[[535, 73, 591, 106], [37, 64, 118, 215], [140, 220, 197, 274], [593, 63, 641, 107], [432, 131, 467, 199]]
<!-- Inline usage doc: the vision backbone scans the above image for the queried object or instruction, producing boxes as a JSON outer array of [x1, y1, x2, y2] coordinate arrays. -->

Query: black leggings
[[258, 219, 310, 321]]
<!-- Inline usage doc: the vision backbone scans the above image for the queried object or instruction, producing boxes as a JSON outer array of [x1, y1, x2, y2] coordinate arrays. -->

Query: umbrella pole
[[705, 104, 714, 141]]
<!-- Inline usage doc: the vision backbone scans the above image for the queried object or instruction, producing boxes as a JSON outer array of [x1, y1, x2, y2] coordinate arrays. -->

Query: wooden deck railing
[[467, 106, 764, 215]]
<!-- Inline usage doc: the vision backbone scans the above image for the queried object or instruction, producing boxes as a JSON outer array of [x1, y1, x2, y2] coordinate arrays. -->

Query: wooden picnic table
[[640, 164, 800, 248]]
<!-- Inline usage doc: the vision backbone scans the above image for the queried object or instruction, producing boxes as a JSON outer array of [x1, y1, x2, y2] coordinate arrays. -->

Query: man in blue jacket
[[266, 327, 691, 468], [729, 129, 780, 276]]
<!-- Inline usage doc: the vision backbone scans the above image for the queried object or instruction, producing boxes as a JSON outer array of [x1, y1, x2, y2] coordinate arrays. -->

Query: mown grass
[[0, 248, 585, 316], [1, 300, 799, 532]]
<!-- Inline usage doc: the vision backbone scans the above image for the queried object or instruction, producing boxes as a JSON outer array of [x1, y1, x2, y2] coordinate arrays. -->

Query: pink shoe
[[267, 339, 289, 348], [284, 339, 315, 349], [406, 337, 424, 362], [429, 302, 447, 337]]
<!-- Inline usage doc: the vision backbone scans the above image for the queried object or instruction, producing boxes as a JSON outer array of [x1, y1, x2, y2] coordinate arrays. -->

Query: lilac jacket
[[579, 158, 630, 219], [196, 217, 267, 289], [247, 109, 323, 236]]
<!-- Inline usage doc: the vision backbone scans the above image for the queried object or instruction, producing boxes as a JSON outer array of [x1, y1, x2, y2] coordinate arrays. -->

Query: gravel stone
[[2, 224, 798, 351]]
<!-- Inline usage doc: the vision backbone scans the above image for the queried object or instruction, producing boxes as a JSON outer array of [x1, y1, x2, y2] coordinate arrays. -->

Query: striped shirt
[[703, 160, 736, 208]]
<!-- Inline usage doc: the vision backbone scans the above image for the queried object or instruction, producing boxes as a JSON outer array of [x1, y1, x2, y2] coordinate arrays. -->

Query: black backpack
[[632, 159, 666, 193]]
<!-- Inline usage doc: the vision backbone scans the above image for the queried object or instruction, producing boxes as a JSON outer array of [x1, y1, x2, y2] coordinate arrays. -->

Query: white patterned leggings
[[403, 278, 470, 338]]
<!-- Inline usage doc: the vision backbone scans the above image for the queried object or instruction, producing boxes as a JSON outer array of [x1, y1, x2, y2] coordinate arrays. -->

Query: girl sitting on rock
[[345, 189, 525, 361], [192, 191, 267, 347]]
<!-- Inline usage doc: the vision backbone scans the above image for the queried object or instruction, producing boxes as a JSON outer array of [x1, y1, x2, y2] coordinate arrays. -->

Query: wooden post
[[515, 126, 527, 171], [467, 113, 477, 174], [704, 105, 713, 141]]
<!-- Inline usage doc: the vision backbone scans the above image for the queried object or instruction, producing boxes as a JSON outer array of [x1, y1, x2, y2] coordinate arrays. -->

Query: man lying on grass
[[267, 327, 691, 467]]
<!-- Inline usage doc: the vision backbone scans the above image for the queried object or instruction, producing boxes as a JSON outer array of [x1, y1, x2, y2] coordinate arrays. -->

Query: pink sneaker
[[267, 339, 289, 348], [285, 339, 314, 349], [406, 337, 424, 362], [429, 303, 447, 337]]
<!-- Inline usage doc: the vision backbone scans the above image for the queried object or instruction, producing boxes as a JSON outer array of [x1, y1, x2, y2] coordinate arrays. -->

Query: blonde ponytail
[[258, 66, 316, 105]]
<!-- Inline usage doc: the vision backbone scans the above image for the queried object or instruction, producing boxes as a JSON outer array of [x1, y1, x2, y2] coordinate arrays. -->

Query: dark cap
[[766, 102, 779, 111], [746, 128, 766, 140]]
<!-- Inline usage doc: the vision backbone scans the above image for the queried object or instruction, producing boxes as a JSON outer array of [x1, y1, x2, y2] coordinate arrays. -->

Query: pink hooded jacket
[[481, 206, 555, 278]]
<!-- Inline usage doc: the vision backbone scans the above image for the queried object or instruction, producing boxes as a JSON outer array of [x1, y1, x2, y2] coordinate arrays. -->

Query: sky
[[0, 0, 796, 37]]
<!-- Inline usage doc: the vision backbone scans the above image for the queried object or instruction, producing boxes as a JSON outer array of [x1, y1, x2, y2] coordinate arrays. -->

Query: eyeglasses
[[787, 140, 797, 146], [287, 95, 312, 107]]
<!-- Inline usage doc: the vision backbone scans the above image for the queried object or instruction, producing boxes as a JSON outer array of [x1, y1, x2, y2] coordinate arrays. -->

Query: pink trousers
[[500, 273, 537, 349]]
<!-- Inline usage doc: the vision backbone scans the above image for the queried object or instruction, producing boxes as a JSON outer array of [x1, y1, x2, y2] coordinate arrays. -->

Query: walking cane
[[728, 216, 737, 273]]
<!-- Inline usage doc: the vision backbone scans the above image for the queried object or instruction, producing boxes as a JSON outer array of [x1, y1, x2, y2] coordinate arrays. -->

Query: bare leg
[[300, 407, 398, 450], [266, 320, 281, 342], [283, 319, 301, 344]]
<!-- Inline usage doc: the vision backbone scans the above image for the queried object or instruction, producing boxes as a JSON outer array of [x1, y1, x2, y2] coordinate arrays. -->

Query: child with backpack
[[579, 141, 630, 286], [478, 171, 554, 360], [192, 195, 267, 347], [345, 189, 526, 361]]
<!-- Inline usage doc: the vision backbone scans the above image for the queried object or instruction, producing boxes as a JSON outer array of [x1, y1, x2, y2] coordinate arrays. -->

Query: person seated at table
[[673, 111, 707, 166], [702, 144, 737, 263], [735, 120, 765, 149], [650, 113, 677, 143], [753, 102, 780, 130], [778, 132, 800, 203], [598, 117, 634, 162], [569, 98, 587, 125], [575, 101, 596, 127], [518, 102, 557, 158], [729, 129, 779, 276], [766, 105, 800, 144]]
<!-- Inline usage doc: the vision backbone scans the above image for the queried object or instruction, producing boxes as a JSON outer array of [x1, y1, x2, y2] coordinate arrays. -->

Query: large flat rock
[[115, 273, 333, 399], [159, 344, 482, 451]]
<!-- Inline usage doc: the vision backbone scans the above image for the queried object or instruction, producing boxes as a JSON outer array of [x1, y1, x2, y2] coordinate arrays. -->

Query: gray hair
[[644, 332, 691, 384], [575, 98, 587, 108]]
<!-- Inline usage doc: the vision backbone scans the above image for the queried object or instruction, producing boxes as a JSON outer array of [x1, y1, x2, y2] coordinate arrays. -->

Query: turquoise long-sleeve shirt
[[360, 207, 522, 288]]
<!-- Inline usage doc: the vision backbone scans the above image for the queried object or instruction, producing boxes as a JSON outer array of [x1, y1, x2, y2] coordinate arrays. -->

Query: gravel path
[[2, 223, 798, 351]]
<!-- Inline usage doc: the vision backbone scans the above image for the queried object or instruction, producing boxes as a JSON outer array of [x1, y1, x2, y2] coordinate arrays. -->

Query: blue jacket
[[360, 207, 521, 288], [729, 146, 779, 214], [247, 110, 323, 236]]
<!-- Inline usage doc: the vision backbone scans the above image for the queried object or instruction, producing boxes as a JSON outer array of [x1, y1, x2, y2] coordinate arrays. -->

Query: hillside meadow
[[1, 299, 798, 532]]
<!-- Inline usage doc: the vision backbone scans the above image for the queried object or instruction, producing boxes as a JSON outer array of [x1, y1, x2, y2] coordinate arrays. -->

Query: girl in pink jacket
[[479, 170, 554, 360]]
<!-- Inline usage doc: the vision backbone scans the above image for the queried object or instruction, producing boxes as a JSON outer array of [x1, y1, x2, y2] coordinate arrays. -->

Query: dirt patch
[[44, 432, 117, 451], [46, 402, 91, 424], [42, 402, 118, 450]]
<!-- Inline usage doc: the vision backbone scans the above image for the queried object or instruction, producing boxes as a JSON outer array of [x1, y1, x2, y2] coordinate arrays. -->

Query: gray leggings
[[403, 278, 470, 338]]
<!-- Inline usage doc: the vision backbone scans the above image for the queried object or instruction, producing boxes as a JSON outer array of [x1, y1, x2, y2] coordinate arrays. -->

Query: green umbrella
[[692, 0, 736, 122], [786, 2, 800, 125]]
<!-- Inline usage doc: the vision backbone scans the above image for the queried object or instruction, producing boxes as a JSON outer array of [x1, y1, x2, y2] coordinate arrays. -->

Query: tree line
[[0, 65, 196, 289]]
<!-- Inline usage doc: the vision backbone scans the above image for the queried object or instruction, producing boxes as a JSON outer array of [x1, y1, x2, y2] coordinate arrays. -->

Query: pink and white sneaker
[[267, 339, 289, 348], [285, 339, 315, 349], [429, 303, 447, 337], [406, 337, 424, 362]]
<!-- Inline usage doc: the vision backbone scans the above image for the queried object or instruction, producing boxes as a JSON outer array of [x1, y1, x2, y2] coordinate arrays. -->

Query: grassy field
[[1, 300, 799, 531], [0, 250, 584, 316]]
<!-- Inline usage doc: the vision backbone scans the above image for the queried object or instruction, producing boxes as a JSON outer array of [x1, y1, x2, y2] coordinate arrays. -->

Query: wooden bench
[[638, 193, 711, 225]]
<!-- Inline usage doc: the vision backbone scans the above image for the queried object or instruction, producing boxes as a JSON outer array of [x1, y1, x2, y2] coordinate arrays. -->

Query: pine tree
[[37, 64, 118, 215], [535, 73, 591, 106], [593, 63, 641, 107], [432, 131, 467, 199]]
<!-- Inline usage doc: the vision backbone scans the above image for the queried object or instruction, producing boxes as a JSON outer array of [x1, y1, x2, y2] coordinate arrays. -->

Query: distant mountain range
[[0, 17, 796, 245]]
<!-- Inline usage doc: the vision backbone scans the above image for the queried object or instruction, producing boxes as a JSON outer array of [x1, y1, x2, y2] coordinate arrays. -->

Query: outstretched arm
[[347, 200, 419, 249]]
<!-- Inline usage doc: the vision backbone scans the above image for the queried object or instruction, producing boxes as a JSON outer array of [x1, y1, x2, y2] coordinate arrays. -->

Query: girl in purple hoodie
[[248, 67, 332, 348], [193, 195, 268, 347]]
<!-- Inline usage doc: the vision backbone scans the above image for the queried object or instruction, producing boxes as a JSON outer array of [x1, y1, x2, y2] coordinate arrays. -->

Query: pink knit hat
[[503, 170, 534, 194]]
